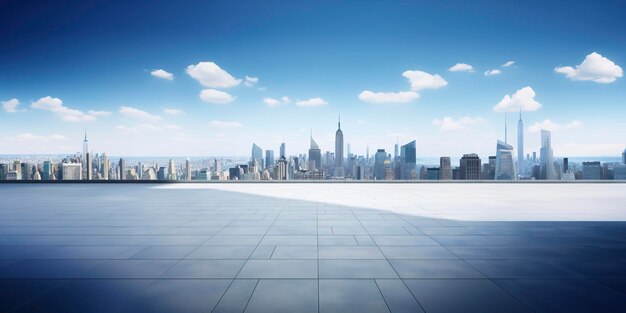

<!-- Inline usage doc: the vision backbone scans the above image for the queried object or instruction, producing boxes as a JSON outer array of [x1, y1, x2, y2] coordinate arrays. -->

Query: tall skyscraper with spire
[[517, 110, 524, 178], [335, 114, 344, 177], [82, 131, 89, 179]]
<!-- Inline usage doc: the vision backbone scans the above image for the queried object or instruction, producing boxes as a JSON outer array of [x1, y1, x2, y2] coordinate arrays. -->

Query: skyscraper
[[374, 149, 387, 180], [495, 140, 515, 180], [622, 148, 626, 164], [540, 129, 555, 180], [102, 153, 109, 180], [582, 161, 602, 180], [80, 131, 90, 179], [439, 157, 452, 180], [119, 158, 126, 180], [42, 161, 52, 180], [276, 157, 288, 180], [252, 143, 263, 169], [185, 158, 192, 180], [400, 140, 416, 179], [517, 110, 524, 177], [335, 115, 344, 177], [280, 142, 286, 158], [308, 136, 321, 172], [265, 150, 275, 170], [85, 152, 93, 180], [168, 159, 176, 180], [460, 153, 481, 180], [62, 163, 82, 180]]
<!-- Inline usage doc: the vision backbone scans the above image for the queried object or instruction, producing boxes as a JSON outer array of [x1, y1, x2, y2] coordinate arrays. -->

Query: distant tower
[[82, 131, 89, 179], [540, 129, 555, 179], [185, 158, 191, 180], [280, 142, 286, 158], [335, 114, 344, 177], [517, 110, 524, 177], [622, 148, 626, 164]]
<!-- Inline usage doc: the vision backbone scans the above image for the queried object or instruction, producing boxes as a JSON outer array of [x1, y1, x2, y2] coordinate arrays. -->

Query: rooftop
[[1, 183, 626, 312]]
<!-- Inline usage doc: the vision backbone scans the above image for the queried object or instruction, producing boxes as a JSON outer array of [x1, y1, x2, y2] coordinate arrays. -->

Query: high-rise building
[[495, 140, 515, 180], [276, 157, 288, 180], [582, 161, 602, 180], [439, 157, 452, 180], [13, 160, 22, 180], [563, 158, 569, 173], [540, 129, 555, 180], [308, 136, 322, 172], [335, 115, 344, 177], [265, 150, 275, 170], [21, 163, 32, 180], [280, 142, 286, 158], [102, 153, 109, 180], [517, 110, 524, 177], [374, 149, 387, 180], [622, 148, 626, 164], [252, 143, 263, 169], [427, 167, 440, 180], [42, 161, 52, 180], [400, 140, 416, 180], [168, 159, 176, 180], [185, 158, 192, 180], [460, 153, 481, 180], [119, 158, 126, 180], [62, 163, 82, 180], [82, 131, 89, 178], [85, 152, 93, 180]]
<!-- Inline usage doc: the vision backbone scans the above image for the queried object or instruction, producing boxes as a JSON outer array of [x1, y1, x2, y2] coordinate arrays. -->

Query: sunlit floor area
[[1, 183, 626, 313]]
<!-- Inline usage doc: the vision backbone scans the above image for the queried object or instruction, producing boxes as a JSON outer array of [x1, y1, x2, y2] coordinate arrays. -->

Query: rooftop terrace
[[1, 183, 626, 312]]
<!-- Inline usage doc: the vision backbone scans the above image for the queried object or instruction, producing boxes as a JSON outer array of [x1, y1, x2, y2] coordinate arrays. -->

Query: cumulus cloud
[[296, 97, 328, 107], [164, 108, 184, 115], [493, 87, 542, 112], [199, 89, 235, 104], [432, 116, 486, 131], [119, 106, 162, 122], [448, 63, 474, 72], [402, 70, 448, 91], [186, 61, 241, 88], [358, 91, 419, 103], [2, 98, 20, 112], [554, 52, 623, 83], [210, 120, 243, 128], [244, 76, 259, 87], [262, 96, 290, 107], [151, 69, 174, 80], [484, 69, 501, 76], [31, 96, 108, 122], [527, 119, 582, 133], [502, 61, 515, 67]]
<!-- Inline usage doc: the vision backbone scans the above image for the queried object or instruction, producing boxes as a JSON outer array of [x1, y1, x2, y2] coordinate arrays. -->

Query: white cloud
[[164, 124, 181, 130], [358, 90, 419, 103], [210, 120, 243, 128], [527, 119, 582, 133], [119, 106, 162, 122], [150, 69, 174, 80], [263, 97, 281, 107], [31, 96, 108, 122], [186, 61, 241, 88], [296, 97, 328, 107], [448, 63, 474, 72], [14, 133, 68, 141], [48, 134, 69, 141], [502, 61, 515, 67], [2, 98, 20, 113], [164, 108, 184, 115], [493, 86, 542, 112], [244, 75, 259, 87], [432, 116, 486, 131], [281, 96, 291, 103], [199, 89, 235, 104], [402, 70, 447, 91], [555, 52, 623, 83], [114, 124, 161, 133], [484, 69, 501, 76]]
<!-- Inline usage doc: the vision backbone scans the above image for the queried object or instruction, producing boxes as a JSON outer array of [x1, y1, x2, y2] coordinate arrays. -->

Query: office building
[[252, 143, 263, 169], [335, 115, 344, 177], [62, 163, 82, 180], [540, 130, 555, 180], [119, 158, 126, 180], [495, 140, 515, 180], [400, 140, 417, 180], [460, 153, 481, 180], [280, 142, 286, 158], [439, 157, 452, 180], [582, 161, 602, 180], [427, 167, 440, 180], [374, 149, 387, 180], [308, 137, 322, 172], [265, 150, 275, 170]]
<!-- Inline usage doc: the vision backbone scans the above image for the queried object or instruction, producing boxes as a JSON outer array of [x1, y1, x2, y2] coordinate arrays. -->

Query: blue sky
[[1, 0, 624, 157]]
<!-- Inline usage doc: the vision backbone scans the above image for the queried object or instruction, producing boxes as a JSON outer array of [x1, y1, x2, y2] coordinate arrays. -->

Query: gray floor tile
[[162, 260, 245, 278], [379, 245, 459, 259], [375, 279, 424, 313], [80, 260, 178, 278], [238, 260, 318, 278], [271, 246, 318, 259], [185, 245, 255, 259], [245, 279, 318, 313], [390, 260, 483, 278], [319, 260, 398, 278], [260, 235, 317, 245], [130, 245, 196, 260], [319, 246, 385, 259], [318, 235, 358, 245], [213, 279, 258, 313], [372, 236, 439, 246], [319, 279, 390, 313]]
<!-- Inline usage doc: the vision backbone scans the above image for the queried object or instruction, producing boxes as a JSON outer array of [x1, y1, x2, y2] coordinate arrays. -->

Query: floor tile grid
[[396, 213, 544, 313], [351, 207, 427, 313], [209, 199, 287, 313]]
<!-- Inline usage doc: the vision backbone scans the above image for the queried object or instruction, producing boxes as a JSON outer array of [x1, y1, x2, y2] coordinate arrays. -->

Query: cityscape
[[2, 113, 625, 181]]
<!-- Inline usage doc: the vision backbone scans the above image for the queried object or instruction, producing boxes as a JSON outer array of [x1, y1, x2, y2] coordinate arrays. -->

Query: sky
[[1, 0, 625, 158]]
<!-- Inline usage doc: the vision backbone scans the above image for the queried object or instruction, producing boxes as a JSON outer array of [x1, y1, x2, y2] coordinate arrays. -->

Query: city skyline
[[1, 1, 625, 157]]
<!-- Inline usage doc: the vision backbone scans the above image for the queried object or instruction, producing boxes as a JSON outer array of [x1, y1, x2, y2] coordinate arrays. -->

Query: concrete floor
[[1, 183, 625, 312]]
